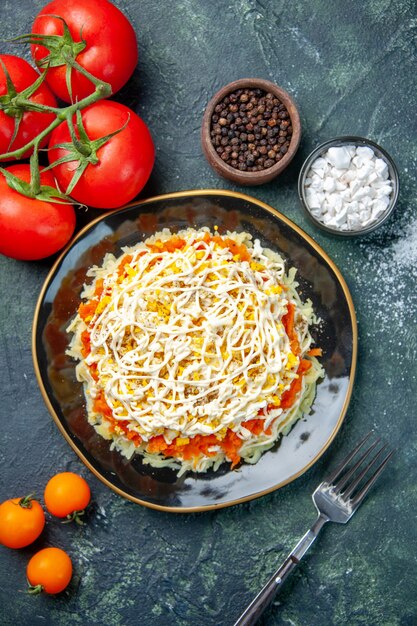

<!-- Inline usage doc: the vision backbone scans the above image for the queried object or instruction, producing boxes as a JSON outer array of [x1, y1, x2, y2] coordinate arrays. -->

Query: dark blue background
[[0, 1, 416, 625]]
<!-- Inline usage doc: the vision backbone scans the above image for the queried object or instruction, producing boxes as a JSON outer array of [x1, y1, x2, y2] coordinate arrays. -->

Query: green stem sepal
[[0, 53, 111, 162], [10, 15, 87, 102], [62, 509, 85, 526], [0, 59, 60, 152], [17, 15, 86, 69], [17, 494, 38, 509], [27, 584, 43, 595], [45, 110, 129, 195], [0, 58, 58, 116], [0, 164, 75, 206]]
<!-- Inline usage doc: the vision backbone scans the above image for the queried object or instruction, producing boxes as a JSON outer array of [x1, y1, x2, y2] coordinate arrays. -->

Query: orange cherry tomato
[[0, 495, 45, 548], [44, 472, 91, 523], [27, 547, 72, 594]]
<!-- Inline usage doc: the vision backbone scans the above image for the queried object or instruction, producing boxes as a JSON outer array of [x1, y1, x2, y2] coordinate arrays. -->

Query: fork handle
[[233, 515, 328, 626], [233, 555, 298, 626]]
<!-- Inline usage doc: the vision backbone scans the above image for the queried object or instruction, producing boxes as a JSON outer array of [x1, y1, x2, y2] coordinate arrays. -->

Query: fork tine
[[342, 442, 388, 499], [351, 448, 395, 508], [323, 431, 373, 485], [333, 437, 381, 494]]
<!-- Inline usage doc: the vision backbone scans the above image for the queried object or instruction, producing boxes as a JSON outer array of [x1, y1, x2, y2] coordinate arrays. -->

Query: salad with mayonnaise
[[67, 227, 323, 474]]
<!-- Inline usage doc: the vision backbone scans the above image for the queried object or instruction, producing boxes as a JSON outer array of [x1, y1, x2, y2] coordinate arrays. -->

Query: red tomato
[[0, 164, 76, 260], [0, 496, 45, 549], [48, 100, 155, 209], [27, 547, 72, 594], [0, 55, 57, 159], [31, 0, 138, 102]]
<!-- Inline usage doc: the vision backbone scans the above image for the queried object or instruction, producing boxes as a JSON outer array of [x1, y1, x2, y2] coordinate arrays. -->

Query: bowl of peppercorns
[[201, 78, 301, 185]]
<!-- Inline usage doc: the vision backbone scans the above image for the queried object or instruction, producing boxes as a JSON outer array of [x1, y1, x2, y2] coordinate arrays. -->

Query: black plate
[[32, 190, 357, 512]]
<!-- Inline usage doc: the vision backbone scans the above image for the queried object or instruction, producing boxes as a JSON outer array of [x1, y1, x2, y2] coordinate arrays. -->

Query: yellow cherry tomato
[[0, 495, 45, 548], [44, 472, 91, 523], [27, 547, 72, 594]]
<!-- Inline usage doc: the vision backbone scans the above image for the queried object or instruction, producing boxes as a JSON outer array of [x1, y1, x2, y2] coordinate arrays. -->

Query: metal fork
[[234, 432, 394, 626]]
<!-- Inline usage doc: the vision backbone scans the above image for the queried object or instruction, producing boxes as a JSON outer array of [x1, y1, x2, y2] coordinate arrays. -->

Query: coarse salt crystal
[[310, 174, 323, 189], [373, 197, 390, 211], [352, 185, 372, 201], [346, 200, 359, 215], [306, 189, 320, 208], [352, 155, 365, 168], [359, 209, 371, 222], [376, 184, 392, 197], [347, 212, 362, 229], [356, 163, 373, 180], [372, 203, 388, 218], [374, 158, 389, 176], [340, 170, 356, 184], [327, 146, 351, 169], [303, 143, 395, 231], [310, 157, 327, 171], [360, 196, 372, 208], [323, 177, 336, 192], [349, 179, 362, 196], [331, 167, 346, 179], [372, 179, 390, 190], [355, 146, 375, 160], [335, 180, 348, 191], [333, 207, 348, 226], [310, 207, 322, 217], [367, 172, 379, 184]]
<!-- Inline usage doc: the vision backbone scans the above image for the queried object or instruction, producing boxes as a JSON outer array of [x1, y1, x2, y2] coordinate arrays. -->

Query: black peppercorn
[[209, 87, 293, 172]]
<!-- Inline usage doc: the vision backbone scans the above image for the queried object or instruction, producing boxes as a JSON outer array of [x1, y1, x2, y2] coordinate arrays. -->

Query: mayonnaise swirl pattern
[[67, 228, 320, 471]]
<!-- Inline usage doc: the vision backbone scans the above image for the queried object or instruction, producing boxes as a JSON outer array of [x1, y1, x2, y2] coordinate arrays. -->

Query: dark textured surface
[[0, 1, 416, 625]]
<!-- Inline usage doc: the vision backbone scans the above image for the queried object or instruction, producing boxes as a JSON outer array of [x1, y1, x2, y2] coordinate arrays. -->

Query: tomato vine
[[0, 1, 154, 259], [0, 52, 112, 178]]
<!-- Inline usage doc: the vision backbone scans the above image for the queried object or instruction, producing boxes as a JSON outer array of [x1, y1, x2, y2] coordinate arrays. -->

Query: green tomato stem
[[13, 97, 62, 115], [62, 509, 85, 525], [30, 150, 41, 196], [0, 54, 112, 161], [18, 494, 37, 509]]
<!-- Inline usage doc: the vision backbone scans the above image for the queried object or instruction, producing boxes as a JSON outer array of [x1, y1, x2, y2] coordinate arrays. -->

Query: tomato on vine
[[44, 472, 91, 524], [0, 495, 45, 549], [0, 54, 57, 159], [0, 164, 76, 260], [27, 547, 73, 594], [30, 0, 138, 102], [48, 100, 155, 209]]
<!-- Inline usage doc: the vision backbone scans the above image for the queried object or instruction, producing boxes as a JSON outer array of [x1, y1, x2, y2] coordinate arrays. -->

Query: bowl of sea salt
[[298, 136, 399, 235]]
